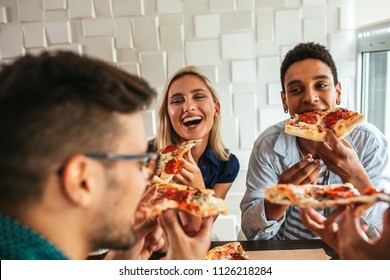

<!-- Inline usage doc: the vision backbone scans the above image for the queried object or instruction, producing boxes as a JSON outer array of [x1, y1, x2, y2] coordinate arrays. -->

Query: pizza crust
[[205, 242, 249, 260]]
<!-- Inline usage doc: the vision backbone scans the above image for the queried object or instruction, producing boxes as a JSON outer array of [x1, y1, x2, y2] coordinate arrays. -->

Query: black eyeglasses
[[57, 153, 160, 180], [85, 153, 160, 180]]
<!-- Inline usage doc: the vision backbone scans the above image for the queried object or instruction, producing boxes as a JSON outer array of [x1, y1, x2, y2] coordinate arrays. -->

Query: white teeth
[[183, 116, 202, 123]]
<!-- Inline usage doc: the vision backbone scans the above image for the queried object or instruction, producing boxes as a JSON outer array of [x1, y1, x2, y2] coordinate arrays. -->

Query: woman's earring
[[284, 109, 289, 114]]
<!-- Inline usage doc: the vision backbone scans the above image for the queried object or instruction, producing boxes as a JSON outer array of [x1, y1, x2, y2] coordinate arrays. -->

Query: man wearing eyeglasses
[[0, 51, 213, 260]]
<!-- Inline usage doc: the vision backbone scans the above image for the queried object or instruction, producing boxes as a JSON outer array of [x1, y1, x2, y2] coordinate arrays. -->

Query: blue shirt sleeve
[[216, 153, 240, 184]]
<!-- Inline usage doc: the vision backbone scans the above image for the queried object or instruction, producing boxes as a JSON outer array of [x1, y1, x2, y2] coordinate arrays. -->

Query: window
[[358, 26, 390, 138]]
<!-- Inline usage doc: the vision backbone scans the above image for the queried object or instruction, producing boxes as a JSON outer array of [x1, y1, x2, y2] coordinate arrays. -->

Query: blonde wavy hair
[[155, 65, 229, 161]]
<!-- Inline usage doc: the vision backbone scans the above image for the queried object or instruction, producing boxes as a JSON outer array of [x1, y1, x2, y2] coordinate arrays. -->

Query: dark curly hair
[[280, 42, 338, 93]]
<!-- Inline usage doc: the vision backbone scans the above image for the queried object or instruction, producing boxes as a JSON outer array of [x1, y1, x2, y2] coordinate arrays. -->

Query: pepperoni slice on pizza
[[152, 140, 200, 184], [136, 182, 228, 220], [205, 242, 249, 260], [284, 107, 364, 142]]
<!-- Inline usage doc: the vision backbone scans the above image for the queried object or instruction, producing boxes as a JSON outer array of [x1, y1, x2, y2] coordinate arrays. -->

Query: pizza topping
[[205, 242, 249, 260], [161, 144, 180, 154], [164, 158, 184, 174], [323, 110, 350, 128], [298, 112, 318, 124], [323, 185, 357, 198]]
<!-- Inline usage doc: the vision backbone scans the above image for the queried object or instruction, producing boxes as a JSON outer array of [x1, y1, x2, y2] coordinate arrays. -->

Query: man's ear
[[59, 155, 96, 207], [281, 91, 288, 111], [335, 82, 342, 104]]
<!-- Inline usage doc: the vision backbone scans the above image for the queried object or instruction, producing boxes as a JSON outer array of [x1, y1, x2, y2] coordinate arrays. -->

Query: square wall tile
[[303, 0, 327, 5], [18, 0, 43, 22], [257, 56, 279, 108], [230, 167, 248, 193], [209, 0, 236, 11], [258, 106, 287, 133], [157, 0, 182, 14], [82, 37, 116, 62], [237, 0, 255, 11], [232, 60, 257, 82], [221, 12, 254, 31], [45, 22, 72, 44], [256, 0, 286, 8], [114, 17, 133, 49], [68, 0, 95, 19], [45, 10, 69, 22], [214, 84, 233, 117], [221, 32, 255, 59], [221, 116, 239, 149], [0, 7, 8, 23], [301, 5, 327, 18], [83, 19, 114, 37], [212, 215, 237, 241], [116, 49, 138, 63], [118, 63, 140, 77], [112, 0, 144, 16], [160, 25, 184, 51], [142, 110, 157, 138], [140, 52, 166, 87], [159, 14, 183, 25], [167, 51, 185, 77], [275, 9, 302, 45], [194, 14, 220, 38], [233, 93, 257, 149], [257, 8, 274, 42], [186, 39, 221, 66], [0, 25, 24, 58], [44, 0, 67, 10], [267, 83, 282, 105], [329, 31, 356, 60], [94, 0, 113, 17], [225, 193, 245, 218], [304, 17, 327, 45], [339, 5, 356, 30], [132, 16, 159, 51], [198, 65, 218, 84], [217, 60, 231, 84], [23, 22, 47, 48]]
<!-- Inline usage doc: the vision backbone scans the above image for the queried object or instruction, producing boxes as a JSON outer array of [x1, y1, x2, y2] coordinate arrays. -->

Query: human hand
[[159, 209, 213, 260], [278, 154, 320, 185], [299, 207, 346, 251], [316, 130, 373, 191], [104, 218, 165, 260], [173, 150, 206, 190]]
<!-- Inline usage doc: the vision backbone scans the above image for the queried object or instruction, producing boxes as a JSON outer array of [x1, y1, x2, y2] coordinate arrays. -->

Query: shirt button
[[202, 166, 206, 169]]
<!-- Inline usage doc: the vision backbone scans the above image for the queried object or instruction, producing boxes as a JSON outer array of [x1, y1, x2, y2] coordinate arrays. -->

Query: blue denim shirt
[[198, 147, 239, 189], [240, 120, 390, 240]]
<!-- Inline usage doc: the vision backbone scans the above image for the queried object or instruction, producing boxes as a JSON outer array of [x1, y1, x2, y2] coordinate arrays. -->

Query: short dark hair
[[0, 51, 156, 209], [280, 42, 338, 93]]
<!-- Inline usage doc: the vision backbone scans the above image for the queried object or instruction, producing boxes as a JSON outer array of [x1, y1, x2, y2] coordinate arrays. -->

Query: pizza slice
[[205, 242, 249, 260], [285, 107, 364, 142], [136, 182, 228, 219], [264, 183, 390, 210], [152, 139, 200, 183]]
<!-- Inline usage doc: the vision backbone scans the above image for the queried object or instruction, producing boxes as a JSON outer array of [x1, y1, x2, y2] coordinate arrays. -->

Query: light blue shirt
[[240, 120, 390, 240]]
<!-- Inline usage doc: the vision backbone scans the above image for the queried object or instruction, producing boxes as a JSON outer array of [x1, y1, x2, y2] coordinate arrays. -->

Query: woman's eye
[[194, 94, 205, 99], [170, 98, 183, 104]]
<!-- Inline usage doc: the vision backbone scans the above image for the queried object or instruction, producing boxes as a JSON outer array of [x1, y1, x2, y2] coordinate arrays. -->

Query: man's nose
[[303, 89, 319, 104]]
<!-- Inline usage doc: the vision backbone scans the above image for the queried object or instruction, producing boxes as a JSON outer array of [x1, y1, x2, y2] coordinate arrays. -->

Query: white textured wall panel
[[94, 0, 112, 17], [209, 0, 236, 11], [140, 52, 166, 86], [303, 0, 327, 5], [112, 0, 144, 16], [256, 8, 274, 42], [18, 0, 43, 22], [257, 56, 280, 108], [82, 37, 116, 62], [234, 93, 257, 149], [119, 63, 140, 77], [221, 116, 239, 150], [167, 51, 185, 77], [160, 25, 183, 51], [232, 60, 257, 82], [237, 0, 255, 11], [258, 106, 286, 133], [220, 12, 254, 31], [186, 39, 221, 65], [45, 22, 71, 44], [301, 5, 327, 18], [83, 19, 114, 37], [132, 16, 159, 51], [23, 23, 46, 48], [275, 9, 302, 45], [116, 49, 138, 63], [215, 84, 233, 117], [142, 110, 157, 139], [0, 7, 8, 23], [68, 0, 95, 19], [221, 32, 255, 59], [114, 18, 133, 49], [212, 215, 237, 241], [44, 0, 67, 10], [304, 17, 327, 45], [0, 25, 24, 58], [194, 14, 220, 38], [48, 44, 82, 54], [157, 0, 182, 14], [267, 83, 282, 105], [329, 31, 356, 60]]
